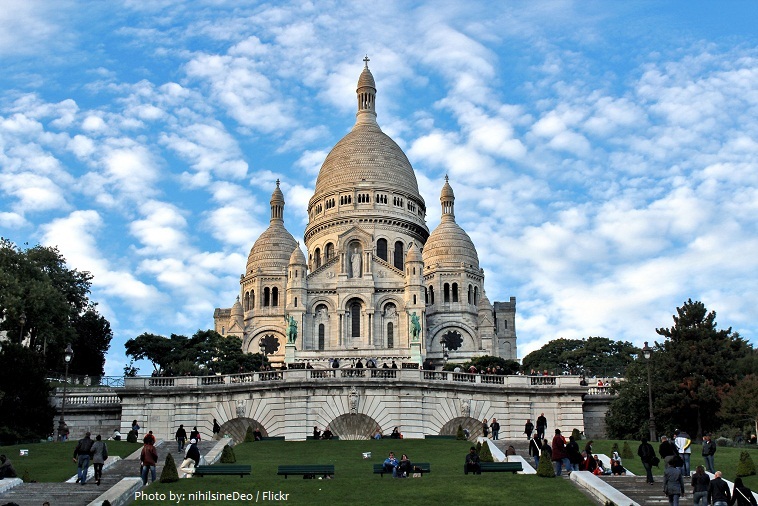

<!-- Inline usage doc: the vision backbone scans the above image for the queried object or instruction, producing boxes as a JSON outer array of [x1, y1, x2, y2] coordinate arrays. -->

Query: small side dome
[[289, 243, 307, 266], [231, 296, 243, 317], [405, 242, 423, 263], [423, 177, 479, 270], [245, 181, 298, 274]]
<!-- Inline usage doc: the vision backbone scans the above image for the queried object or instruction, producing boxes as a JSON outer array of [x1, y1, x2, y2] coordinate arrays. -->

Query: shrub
[[571, 428, 582, 441], [736, 451, 757, 477], [475, 441, 482, 454], [456, 425, 465, 440], [479, 441, 494, 463], [716, 437, 731, 447], [244, 426, 254, 443], [611, 442, 620, 456], [536, 452, 555, 477], [126, 430, 138, 443], [22, 469, 31, 483], [220, 444, 236, 463], [622, 442, 634, 460], [160, 453, 179, 483]]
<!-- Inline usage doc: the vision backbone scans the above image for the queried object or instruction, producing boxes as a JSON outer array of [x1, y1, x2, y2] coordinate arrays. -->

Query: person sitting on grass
[[610, 457, 626, 475], [0, 454, 18, 479], [383, 452, 399, 477], [465, 446, 481, 475], [313, 426, 320, 439], [390, 427, 401, 439], [373, 427, 382, 440], [397, 454, 412, 478]]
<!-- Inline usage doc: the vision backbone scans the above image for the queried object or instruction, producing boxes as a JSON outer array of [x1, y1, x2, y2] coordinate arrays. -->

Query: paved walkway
[[0, 440, 218, 506]]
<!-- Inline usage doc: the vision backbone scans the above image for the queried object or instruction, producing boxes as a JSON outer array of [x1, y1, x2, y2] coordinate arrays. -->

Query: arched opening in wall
[[314, 248, 321, 268], [377, 238, 387, 261], [439, 416, 483, 439], [474, 287, 478, 305], [468, 285, 472, 304], [429, 286, 435, 305], [264, 287, 270, 307], [325, 242, 334, 261], [251, 290, 254, 309], [218, 417, 268, 442], [244, 292, 250, 311], [349, 300, 361, 338], [444, 283, 450, 303], [272, 287, 279, 307], [452, 283, 458, 303], [294, 297, 298, 308], [318, 324, 325, 350], [327, 413, 380, 440], [387, 322, 394, 348], [393, 241, 404, 270]]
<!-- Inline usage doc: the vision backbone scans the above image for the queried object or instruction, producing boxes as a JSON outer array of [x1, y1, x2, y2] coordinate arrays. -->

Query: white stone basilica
[[214, 61, 517, 367]]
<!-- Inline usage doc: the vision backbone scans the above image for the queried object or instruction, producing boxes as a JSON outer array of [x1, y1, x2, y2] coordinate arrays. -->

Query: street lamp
[[57, 343, 74, 441], [642, 341, 657, 442], [18, 312, 26, 345]]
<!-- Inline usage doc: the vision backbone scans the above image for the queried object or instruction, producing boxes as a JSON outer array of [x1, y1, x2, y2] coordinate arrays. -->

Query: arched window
[[251, 290, 255, 309], [452, 283, 458, 303], [221, 326, 225, 335], [425, 287, 428, 305], [474, 287, 478, 305], [318, 324, 325, 350], [325, 242, 334, 260], [393, 241, 404, 270], [264, 287, 270, 307], [413, 295, 417, 304], [468, 285, 473, 304], [387, 322, 394, 348], [503, 320, 508, 329], [350, 302, 361, 337], [272, 287, 279, 307], [377, 238, 388, 261], [314, 248, 321, 269], [294, 297, 298, 308], [444, 283, 450, 303], [244, 291, 250, 311], [429, 286, 435, 305]]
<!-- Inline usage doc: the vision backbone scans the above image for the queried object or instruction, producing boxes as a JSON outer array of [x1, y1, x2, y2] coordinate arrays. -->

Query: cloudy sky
[[2, 1, 757, 375]]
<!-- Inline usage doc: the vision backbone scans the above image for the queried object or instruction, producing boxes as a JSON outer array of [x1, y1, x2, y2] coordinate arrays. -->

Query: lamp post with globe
[[57, 343, 74, 441], [642, 341, 657, 442]]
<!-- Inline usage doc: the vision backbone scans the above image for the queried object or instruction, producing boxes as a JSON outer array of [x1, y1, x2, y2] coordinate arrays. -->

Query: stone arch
[[429, 325, 476, 353], [326, 413, 380, 440], [218, 417, 268, 442], [439, 416, 482, 440]]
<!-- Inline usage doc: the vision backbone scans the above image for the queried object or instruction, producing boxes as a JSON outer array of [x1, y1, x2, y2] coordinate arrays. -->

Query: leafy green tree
[[719, 375, 758, 439], [522, 336, 638, 376], [479, 441, 494, 462], [0, 239, 111, 372], [0, 343, 55, 442]]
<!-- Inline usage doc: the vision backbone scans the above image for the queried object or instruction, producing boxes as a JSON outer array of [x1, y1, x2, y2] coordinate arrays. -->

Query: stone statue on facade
[[236, 400, 245, 418], [286, 315, 298, 344], [349, 386, 359, 414], [351, 247, 361, 278], [460, 399, 470, 418], [410, 312, 421, 342]]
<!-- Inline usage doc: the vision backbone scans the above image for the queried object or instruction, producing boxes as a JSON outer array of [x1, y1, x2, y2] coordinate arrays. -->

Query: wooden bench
[[305, 435, 341, 440], [424, 435, 456, 440], [262, 436, 286, 441], [277, 464, 334, 479], [480, 462, 523, 473], [373, 463, 431, 477], [194, 465, 252, 477]]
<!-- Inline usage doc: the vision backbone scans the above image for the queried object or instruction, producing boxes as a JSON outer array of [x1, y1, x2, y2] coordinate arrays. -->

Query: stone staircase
[[600, 475, 669, 506], [0, 440, 217, 506]]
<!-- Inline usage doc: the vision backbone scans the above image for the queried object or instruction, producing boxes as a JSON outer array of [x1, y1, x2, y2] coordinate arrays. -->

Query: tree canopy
[[522, 336, 639, 377], [0, 239, 112, 376], [606, 299, 755, 439], [125, 329, 267, 375]]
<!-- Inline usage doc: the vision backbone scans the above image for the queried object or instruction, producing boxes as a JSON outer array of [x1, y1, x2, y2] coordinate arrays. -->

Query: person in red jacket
[[551, 429, 570, 476], [140, 440, 158, 485]]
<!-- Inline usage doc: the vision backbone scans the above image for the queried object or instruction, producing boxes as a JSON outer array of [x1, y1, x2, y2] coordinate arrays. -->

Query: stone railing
[[123, 370, 587, 389], [585, 385, 614, 396], [51, 393, 121, 408]]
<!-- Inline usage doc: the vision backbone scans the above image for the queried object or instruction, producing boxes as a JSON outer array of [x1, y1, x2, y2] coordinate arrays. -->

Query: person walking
[[524, 419, 534, 440], [707, 470, 730, 506], [731, 477, 758, 506], [701, 434, 716, 474], [690, 465, 710, 506], [490, 418, 500, 440], [663, 459, 685, 506], [528, 433, 541, 469], [637, 437, 656, 485], [73, 432, 94, 485], [551, 429, 570, 476], [212, 418, 221, 439], [140, 438, 158, 486], [566, 435, 581, 471], [674, 429, 692, 477], [536, 413, 547, 441], [90, 435, 108, 486], [175, 424, 187, 453]]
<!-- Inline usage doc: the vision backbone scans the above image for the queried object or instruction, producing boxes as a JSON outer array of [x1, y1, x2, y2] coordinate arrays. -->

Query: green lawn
[[0, 440, 141, 482], [144, 439, 593, 506], [591, 440, 758, 489]]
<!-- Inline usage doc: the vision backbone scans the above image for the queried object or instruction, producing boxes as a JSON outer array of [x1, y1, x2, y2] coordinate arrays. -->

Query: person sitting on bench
[[383, 452, 399, 477], [321, 427, 333, 440], [465, 447, 481, 474], [397, 454, 412, 478]]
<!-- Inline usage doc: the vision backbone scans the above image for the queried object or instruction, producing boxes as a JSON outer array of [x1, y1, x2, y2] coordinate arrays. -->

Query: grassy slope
[[0, 440, 141, 482], [590, 440, 758, 489], [145, 439, 592, 506]]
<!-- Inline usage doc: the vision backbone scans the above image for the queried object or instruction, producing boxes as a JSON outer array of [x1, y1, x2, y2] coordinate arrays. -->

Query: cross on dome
[[363, 55, 370, 67]]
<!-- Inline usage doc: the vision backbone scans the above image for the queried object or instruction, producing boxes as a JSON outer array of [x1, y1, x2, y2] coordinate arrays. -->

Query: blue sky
[[2, 1, 757, 376]]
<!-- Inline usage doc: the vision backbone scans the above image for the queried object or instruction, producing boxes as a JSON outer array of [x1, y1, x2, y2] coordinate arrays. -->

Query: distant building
[[214, 61, 517, 367]]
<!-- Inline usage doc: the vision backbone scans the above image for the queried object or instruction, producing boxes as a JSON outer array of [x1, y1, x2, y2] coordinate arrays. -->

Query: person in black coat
[[465, 447, 481, 475], [659, 435, 677, 464], [536, 413, 547, 441], [524, 419, 534, 440], [638, 437, 656, 484]]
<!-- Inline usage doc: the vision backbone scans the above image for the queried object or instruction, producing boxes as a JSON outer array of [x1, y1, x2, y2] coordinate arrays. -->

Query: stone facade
[[214, 60, 517, 368]]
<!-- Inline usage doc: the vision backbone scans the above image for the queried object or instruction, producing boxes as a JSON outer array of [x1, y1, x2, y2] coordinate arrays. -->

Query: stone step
[[600, 475, 670, 505], [0, 440, 219, 506]]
